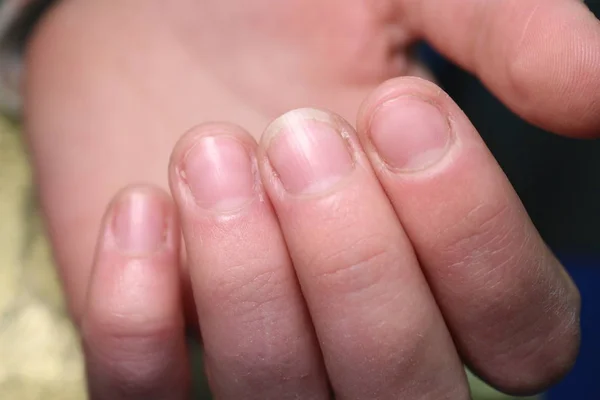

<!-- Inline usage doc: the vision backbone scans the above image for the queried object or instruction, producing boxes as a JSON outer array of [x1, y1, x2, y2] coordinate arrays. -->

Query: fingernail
[[369, 96, 451, 171], [181, 135, 256, 211], [265, 109, 354, 195], [112, 190, 167, 255]]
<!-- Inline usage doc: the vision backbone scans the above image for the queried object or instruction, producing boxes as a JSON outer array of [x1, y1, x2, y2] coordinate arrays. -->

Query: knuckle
[[205, 343, 318, 395], [435, 201, 525, 297], [82, 318, 183, 396], [434, 201, 582, 393], [208, 259, 289, 317], [87, 354, 168, 397], [82, 313, 178, 360], [335, 311, 469, 399], [307, 233, 396, 295], [440, 202, 513, 261], [83, 305, 172, 340]]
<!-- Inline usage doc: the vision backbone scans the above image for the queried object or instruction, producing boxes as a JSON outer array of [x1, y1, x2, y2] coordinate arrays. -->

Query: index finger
[[398, 0, 600, 137]]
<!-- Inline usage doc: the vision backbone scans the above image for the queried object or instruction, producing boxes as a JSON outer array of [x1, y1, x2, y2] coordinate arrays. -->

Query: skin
[[23, 0, 600, 398]]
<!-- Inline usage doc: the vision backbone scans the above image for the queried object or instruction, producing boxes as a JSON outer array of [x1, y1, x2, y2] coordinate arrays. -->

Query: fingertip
[[169, 122, 258, 174], [169, 122, 261, 214], [84, 184, 181, 330], [357, 77, 477, 179], [471, 271, 582, 396], [500, 2, 600, 138], [82, 185, 188, 399]]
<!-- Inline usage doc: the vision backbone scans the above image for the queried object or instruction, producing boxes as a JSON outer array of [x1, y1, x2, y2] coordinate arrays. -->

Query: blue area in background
[[416, 43, 450, 78], [548, 255, 600, 400]]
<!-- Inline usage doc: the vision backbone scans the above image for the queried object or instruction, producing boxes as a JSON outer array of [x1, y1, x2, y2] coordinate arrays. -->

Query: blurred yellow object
[[0, 116, 86, 399]]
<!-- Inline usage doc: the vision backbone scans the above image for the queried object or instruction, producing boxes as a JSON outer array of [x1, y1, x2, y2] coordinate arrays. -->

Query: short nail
[[266, 109, 354, 195], [181, 135, 256, 211], [112, 190, 167, 255], [369, 96, 451, 171]]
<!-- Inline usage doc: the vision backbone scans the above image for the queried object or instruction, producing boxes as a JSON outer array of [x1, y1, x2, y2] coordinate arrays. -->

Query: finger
[[81, 186, 189, 400], [357, 77, 581, 395], [397, 0, 600, 137], [258, 109, 470, 399], [169, 124, 330, 400]]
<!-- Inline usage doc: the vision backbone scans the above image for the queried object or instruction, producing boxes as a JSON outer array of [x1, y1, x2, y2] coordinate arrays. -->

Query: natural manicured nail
[[181, 135, 256, 211], [265, 109, 354, 195], [112, 190, 167, 255], [369, 96, 451, 171]]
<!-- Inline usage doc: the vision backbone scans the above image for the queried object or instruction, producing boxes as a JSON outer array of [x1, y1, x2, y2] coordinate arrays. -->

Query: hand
[[24, 0, 599, 398]]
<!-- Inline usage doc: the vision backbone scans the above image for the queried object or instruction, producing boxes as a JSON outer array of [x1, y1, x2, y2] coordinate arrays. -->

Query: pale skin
[[23, 0, 600, 399]]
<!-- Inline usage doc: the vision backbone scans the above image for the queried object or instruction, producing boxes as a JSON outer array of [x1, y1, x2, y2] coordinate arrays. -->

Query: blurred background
[[0, 1, 598, 399]]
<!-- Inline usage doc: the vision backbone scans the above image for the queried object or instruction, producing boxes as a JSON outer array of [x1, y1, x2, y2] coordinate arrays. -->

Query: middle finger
[[169, 123, 330, 399], [258, 109, 469, 399]]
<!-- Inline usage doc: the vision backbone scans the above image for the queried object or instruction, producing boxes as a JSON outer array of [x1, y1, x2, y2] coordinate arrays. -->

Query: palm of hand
[[127, 0, 422, 132], [28, 0, 425, 303]]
